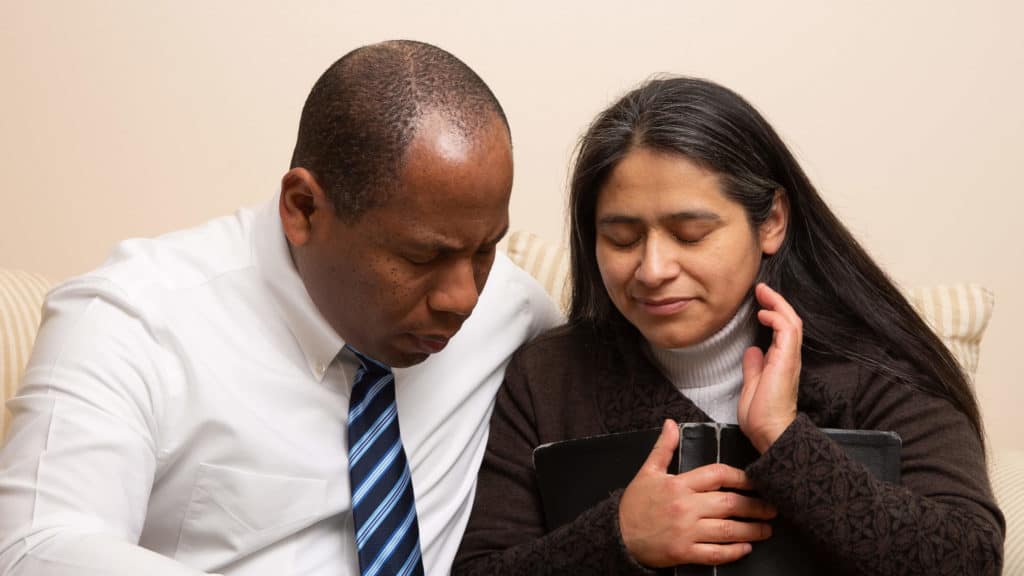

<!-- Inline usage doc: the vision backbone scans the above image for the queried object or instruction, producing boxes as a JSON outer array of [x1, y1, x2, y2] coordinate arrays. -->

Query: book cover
[[533, 423, 901, 575]]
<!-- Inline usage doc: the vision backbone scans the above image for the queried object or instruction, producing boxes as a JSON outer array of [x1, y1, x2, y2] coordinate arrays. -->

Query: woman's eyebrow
[[664, 210, 721, 222], [596, 215, 642, 226], [597, 210, 721, 227]]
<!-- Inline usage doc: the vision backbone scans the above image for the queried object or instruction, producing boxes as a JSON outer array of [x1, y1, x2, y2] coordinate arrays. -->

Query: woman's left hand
[[737, 283, 802, 453]]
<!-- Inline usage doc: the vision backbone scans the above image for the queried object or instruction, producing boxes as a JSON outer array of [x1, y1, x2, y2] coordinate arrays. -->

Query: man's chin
[[368, 342, 432, 369], [354, 334, 444, 368], [386, 350, 431, 369]]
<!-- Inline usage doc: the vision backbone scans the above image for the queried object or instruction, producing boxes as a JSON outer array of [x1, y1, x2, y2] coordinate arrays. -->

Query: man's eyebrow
[[406, 224, 510, 252], [486, 225, 509, 246]]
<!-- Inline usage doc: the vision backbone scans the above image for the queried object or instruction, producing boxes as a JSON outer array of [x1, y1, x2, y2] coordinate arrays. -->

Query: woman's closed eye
[[601, 230, 642, 248], [669, 222, 716, 245]]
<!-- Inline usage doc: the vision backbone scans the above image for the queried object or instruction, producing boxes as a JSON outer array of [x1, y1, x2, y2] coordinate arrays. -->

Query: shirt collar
[[253, 193, 346, 381]]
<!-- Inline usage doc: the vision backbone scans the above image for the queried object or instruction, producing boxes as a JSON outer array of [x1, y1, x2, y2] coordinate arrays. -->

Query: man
[[0, 40, 560, 575]]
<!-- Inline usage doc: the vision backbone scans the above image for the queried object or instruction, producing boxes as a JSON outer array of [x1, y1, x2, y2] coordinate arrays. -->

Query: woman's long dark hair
[[568, 76, 984, 445]]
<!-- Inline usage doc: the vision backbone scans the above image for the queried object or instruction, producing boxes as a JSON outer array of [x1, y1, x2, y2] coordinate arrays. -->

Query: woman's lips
[[635, 297, 692, 316]]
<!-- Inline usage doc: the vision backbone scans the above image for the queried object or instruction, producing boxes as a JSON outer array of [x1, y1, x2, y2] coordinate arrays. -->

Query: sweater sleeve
[[746, 366, 1005, 575], [452, 351, 654, 576]]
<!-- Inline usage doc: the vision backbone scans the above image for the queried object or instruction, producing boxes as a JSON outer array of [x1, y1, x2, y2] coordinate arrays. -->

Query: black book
[[532, 423, 901, 575]]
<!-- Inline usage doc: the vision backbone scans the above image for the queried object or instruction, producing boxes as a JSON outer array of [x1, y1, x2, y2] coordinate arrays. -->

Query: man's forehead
[[389, 119, 512, 204], [405, 108, 509, 159], [408, 111, 476, 164]]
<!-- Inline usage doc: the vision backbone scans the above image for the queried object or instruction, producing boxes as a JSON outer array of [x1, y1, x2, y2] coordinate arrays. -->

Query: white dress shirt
[[0, 195, 561, 576]]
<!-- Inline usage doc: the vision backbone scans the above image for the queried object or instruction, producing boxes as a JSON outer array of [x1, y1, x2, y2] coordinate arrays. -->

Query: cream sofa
[[2, 251, 1023, 572]]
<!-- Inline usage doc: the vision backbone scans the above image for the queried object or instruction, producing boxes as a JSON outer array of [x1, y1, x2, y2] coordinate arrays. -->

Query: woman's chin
[[639, 326, 707, 350]]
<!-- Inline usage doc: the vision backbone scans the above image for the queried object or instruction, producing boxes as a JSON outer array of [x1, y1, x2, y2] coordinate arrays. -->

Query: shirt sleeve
[[452, 351, 654, 576], [514, 258, 565, 339], [746, 365, 1005, 575], [0, 279, 212, 575]]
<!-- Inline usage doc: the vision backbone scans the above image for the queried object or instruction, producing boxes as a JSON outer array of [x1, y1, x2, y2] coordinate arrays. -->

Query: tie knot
[[346, 345, 392, 376], [346, 347, 392, 398]]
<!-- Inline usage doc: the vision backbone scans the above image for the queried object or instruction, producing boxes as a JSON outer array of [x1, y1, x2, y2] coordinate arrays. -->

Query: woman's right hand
[[618, 420, 777, 568]]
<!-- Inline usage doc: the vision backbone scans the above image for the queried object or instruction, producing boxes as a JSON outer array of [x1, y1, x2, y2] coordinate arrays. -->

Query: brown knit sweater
[[452, 324, 1004, 575]]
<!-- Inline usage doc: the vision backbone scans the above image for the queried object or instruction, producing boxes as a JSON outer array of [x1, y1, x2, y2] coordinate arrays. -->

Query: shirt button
[[316, 361, 327, 376]]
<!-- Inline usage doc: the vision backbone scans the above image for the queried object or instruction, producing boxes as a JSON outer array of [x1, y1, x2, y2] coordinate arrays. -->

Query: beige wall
[[2, 1, 1021, 449]]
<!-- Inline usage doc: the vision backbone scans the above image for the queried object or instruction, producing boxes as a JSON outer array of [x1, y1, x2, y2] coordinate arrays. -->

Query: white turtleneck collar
[[647, 298, 757, 424]]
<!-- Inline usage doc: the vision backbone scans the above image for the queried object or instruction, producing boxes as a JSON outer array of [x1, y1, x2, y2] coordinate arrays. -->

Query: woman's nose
[[633, 233, 680, 287]]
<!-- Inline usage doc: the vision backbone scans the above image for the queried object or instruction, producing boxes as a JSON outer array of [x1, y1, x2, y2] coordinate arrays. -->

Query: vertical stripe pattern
[[0, 269, 50, 443], [346, 346, 424, 576], [506, 230, 571, 312], [903, 283, 994, 380], [990, 448, 1024, 574]]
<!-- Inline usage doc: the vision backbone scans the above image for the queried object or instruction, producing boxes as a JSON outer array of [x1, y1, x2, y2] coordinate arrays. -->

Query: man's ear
[[759, 189, 790, 256], [280, 168, 325, 248]]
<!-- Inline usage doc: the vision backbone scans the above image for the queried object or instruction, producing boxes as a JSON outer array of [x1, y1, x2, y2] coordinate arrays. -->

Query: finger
[[679, 463, 754, 492], [738, 346, 764, 425], [756, 310, 802, 359], [688, 542, 754, 566], [754, 282, 777, 308], [693, 490, 777, 521], [641, 419, 679, 474], [756, 309, 796, 339], [695, 518, 773, 543], [755, 283, 802, 332]]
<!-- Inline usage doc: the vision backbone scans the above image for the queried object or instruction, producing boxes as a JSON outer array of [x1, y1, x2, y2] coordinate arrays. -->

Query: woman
[[452, 77, 1004, 575]]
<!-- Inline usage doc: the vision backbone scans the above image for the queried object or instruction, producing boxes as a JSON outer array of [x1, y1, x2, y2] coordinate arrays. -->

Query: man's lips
[[633, 296, 693, 316], [408, 333, 452, 354]]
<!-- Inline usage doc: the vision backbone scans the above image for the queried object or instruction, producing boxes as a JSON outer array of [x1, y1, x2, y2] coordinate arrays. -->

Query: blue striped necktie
[[346, 346, 425, 576]]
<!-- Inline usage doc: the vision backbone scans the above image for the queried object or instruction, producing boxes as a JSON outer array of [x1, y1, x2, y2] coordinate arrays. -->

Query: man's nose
[[429, 257, 480, 317]]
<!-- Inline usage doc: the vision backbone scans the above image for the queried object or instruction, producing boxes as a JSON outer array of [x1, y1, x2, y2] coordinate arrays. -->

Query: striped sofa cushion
[[506, 230, 571, 313], [505, 230, 994, 381], [0, 269, 50, 441], [990, 449, 1024, 571], [903, 284, 993, 380]]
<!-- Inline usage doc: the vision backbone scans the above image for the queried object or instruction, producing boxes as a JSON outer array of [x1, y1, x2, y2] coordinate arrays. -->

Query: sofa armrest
[[990, 448, 1024, 573], [0, 269, 51, 443]]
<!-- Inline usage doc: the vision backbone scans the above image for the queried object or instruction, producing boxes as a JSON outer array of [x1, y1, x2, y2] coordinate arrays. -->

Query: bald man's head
[[289, 40, 509, 221]]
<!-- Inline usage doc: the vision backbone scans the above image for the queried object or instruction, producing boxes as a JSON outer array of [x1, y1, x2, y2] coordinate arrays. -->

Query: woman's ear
[[759, 189, 789, 256], [279, 168, 324, 248]]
